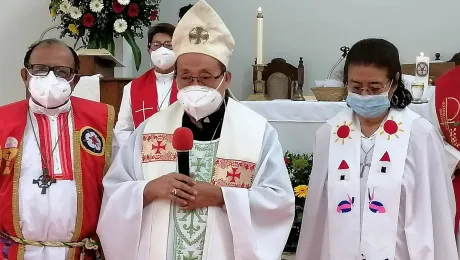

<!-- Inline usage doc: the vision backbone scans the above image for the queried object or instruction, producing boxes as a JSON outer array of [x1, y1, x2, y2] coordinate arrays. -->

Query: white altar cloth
[[241, 100, 430, 154]]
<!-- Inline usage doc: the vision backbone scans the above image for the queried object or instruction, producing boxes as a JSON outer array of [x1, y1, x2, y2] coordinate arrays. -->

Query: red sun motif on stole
[[380, 116, 404, 140], [334, 121, 355, 144]]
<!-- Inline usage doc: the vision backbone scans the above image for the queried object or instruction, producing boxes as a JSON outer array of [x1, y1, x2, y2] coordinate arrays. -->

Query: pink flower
[[150, 10, 158, 21], [82, 13, 95, 28], [284, 157, 290, 165], [112, 1, 125, 13], [128, 3, 139, 17]]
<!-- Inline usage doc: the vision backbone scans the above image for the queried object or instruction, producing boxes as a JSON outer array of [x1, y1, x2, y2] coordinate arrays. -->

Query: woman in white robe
[[296, 38, 458, 260]]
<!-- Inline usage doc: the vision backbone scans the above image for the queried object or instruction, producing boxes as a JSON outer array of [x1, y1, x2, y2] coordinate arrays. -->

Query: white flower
[[69, 6, 82, 19], [114, 19, 128, 33], [117, 0, 130, 5], [90, 0, 104, 13], [59, 1, 72, 13]]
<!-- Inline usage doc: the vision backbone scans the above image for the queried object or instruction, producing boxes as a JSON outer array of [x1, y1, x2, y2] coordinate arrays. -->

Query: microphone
[[172, 127, 194, 176], [327, 46, 350, 80]]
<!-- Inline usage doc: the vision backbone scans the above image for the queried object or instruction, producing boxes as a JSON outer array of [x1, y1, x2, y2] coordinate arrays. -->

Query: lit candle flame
[[258, 7, 262, 13], [420, 52, 424, 57]]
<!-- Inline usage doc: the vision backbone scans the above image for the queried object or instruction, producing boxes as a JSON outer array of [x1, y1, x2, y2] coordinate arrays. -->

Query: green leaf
[[106, 37, 116, 56], [123, 30, 142, 70], [87, 38, 98, 49]]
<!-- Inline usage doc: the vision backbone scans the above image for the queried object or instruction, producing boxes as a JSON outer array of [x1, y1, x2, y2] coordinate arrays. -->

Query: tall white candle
[[415, 52, 430, 101], [256, 7, 263, 64]]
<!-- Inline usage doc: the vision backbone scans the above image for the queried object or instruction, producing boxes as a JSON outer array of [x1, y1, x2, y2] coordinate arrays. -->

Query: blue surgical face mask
[[346, 91, 390, 118]]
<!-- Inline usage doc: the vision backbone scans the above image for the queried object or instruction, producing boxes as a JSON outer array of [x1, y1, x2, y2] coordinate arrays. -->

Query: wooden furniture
[[448, 52, 460, 66], [255, 58, 303, 100], [100, 78, 132, 120], [402, 62, 455, 84], [77, 49, 128, 121]]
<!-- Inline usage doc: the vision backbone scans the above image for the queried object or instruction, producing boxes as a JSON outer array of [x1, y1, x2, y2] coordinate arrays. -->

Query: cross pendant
[[360, 162, 371, 178], [32, 168, 56, 194]]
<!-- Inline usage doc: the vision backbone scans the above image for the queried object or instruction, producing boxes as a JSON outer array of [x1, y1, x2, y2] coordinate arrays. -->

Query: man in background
[[113, 23, 178, 157]]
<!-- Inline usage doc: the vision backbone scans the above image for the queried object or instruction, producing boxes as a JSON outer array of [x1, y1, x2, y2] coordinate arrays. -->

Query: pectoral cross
[[135, 101, 154, 121], [33, 168, 56, 194]]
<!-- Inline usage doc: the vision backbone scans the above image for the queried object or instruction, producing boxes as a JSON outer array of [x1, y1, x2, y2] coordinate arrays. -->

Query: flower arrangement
[[284, 152, 313, 253], [49, 0, 161, 70]]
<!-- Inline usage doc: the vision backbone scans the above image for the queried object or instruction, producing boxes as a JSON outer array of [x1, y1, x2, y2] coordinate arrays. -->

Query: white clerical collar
[[29, 98, 71, 117], [154, 70, 174, 82]]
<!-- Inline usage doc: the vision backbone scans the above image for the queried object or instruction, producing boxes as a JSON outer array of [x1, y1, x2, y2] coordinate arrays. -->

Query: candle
[[415, 52, 430, 101], [256, 7, 263, 64]]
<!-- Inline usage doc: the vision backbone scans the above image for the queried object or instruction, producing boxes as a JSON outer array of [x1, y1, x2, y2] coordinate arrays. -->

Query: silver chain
[[360, 144, 375, 178], [157, 86, 173, 111]]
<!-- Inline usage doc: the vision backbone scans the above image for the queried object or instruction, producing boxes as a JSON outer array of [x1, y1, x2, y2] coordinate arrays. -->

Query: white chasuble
[[141, 99, 264, 260], [97, 98, 295, 260]]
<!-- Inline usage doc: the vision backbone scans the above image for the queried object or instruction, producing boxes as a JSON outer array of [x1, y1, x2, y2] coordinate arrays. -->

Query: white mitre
[[172, 0, 235, 68]]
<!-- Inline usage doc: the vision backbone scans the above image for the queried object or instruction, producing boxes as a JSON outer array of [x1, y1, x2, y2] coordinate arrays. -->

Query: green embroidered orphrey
[[173, 140, 219, 260]]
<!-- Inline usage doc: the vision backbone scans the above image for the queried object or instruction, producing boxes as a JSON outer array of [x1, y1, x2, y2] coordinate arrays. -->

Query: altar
[[241, 100, 431, 154]]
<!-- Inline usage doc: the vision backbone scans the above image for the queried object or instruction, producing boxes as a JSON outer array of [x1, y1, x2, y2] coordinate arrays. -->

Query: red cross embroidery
[[151, 140, 166, 154], [226, 167, 241, 182]]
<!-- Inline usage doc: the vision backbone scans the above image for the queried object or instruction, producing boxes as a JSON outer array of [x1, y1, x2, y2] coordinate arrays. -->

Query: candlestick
[[415, 52, 430, 102], [256, 7, 263, 64]]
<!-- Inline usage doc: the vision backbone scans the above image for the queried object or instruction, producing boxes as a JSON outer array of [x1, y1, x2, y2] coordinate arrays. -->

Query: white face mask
[[28, 71, 73, 109], [150, 47, 176, 71], [177, 74, 226, 121]]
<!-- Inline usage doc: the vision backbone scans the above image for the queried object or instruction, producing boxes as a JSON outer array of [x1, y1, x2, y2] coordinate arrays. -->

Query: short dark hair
[[343, 38, 412, 109], [23, 38, 80, 72], [147, 23, 175, 48], [179, 4, 193, 20]]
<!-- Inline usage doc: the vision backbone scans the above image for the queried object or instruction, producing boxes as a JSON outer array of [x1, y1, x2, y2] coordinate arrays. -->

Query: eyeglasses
[[150, 41, 173, 50], [176, 72, 225, 86], [27, 64, 76, 80], [347, 80, 393, 95]]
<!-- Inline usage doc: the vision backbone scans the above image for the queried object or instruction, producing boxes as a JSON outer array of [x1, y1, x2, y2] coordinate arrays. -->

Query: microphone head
[[172, 127, 194, 151]]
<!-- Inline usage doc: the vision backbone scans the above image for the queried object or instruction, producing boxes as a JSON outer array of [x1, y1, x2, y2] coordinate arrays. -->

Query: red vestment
[[0, 97, 114, 260], [435, 66, 460, 233], [131, 70, 178, 128]]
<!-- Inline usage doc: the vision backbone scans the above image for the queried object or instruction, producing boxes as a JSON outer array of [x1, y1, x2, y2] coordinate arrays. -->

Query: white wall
[[0, 1, 130, 106], [140, 0, 460, 99], [0, 1, 72, 105], [2, 0, 460, 105]]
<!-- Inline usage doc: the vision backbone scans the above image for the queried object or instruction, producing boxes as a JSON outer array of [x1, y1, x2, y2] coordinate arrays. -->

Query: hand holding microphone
[[142, 127, 196, 207]]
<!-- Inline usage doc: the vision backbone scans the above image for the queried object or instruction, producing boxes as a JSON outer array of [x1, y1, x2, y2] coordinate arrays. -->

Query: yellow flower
[[294, 185, 308, 198], [50, 8, 57, 18], [68, 24, 79, 35]]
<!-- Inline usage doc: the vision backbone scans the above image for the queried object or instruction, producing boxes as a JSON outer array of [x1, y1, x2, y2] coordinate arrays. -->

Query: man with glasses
[[114, 23, 177, 157], [0, 38, 114, 259], [97, 1, 295, 259]]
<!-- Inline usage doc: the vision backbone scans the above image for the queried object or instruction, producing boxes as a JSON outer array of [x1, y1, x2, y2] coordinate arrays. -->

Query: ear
[[71, 74, 81, 90], [391, 72, 400, 91], [224, 71, 232, 84], [20, 68, 29, 86]]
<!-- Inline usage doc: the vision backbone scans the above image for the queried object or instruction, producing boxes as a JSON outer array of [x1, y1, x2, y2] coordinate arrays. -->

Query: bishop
[[97, 1, 295, 259]]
